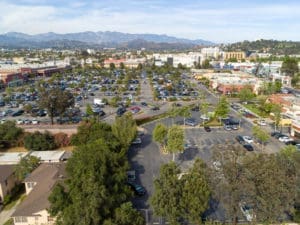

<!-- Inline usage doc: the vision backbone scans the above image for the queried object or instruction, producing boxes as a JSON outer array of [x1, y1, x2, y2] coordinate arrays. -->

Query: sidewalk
[[0, 199, 21, 225]]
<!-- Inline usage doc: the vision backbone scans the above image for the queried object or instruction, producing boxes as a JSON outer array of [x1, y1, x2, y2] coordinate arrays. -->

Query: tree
[[49, 139, 131, 225], [24, 131, 57, 151], [109, 202, 145, 225], [119, 62, 125, 70], [209, 145, 249, 225], [274, 80, 282, 93], [38, 87, 74, 125], [252, 125, 270, 149], [178, 106, 191, 126], [281, 56, 299, 77], [168, 107, 180, 125], [110, 63, 116, 70], [112, 113, 137, 150], [181, 158, 210, 225], [71, 120, 119, 149], [85, 103, 93, 117], [243, 153, 297, 223], [150, 162, 183, 225], [48, 183, 70, 217], [238, 86, 255, 103], [0, 120, 23, 149], [153, 123, 168, 150], [271, 104, 282, 131], [202, 59, 212, 69], [214, 96, 230, 123], [14, 155, 40, 180], [167, 125, 184, 161]]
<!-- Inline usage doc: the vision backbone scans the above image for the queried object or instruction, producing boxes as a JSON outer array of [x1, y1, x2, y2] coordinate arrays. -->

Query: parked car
[[242, 136, 253, 144], [12, 110, 24, 117], [236, 135, 245, 144], [224, 125, 232, 131], [191, 106, 200, 112], [31, 119, 39, 125], [116, 107, 126, 116], [185, 118, 198, 127], [271, 131, 281, 137], [151, 106, 160, 111], [141, 102, 147, 107], [132, 137, 142, 145], [16, 119, 24, 125], [279, 136, 293, 142], [204, 126, 211, 132], [127, 182, 146, 196], [257, 120, 267, 126], [243, 144, 254, 151]]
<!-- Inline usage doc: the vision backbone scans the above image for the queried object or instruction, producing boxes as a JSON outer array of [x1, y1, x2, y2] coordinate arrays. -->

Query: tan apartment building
[[223, 51, 246, 61], [12, 163, 66, 225], [0, 165, 18, 204]]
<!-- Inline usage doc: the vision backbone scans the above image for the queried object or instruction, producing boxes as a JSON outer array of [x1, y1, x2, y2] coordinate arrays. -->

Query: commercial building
[[223, 51, 246, 61]]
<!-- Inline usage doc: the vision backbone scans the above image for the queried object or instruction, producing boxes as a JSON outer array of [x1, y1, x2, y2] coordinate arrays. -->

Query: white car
[[257, 120, 267, 126], [224, 125, 232, 131], [31, 119, 39, 125], [278, 136, 293, 142], [16, 119, 24, 125], [243, 136, 253, 144]]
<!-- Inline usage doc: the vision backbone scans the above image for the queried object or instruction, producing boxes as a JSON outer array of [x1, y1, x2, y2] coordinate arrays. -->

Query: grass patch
[[204, 118, 222, 126], [5, 146, 27, 152], [3, 184, 25, 211], [3, 218, 13, 225], [243, 103, 267, 118], [135, 112, 170, 126]]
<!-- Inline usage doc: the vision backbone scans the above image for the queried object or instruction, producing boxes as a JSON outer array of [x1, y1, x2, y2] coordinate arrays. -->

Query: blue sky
[[0, 0, 300, 43]]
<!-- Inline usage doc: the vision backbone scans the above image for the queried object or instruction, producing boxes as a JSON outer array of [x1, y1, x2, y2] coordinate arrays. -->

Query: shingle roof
[[0, 165, 15, 183], [12, 163, 66, 217]]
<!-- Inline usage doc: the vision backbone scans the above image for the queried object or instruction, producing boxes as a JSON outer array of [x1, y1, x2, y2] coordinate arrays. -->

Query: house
[[0, 165, 18, 204], [11, 163, 66, 225]]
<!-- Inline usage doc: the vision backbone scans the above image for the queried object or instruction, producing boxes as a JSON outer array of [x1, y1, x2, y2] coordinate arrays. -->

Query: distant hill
[[224, 39, 300, 55], [0, 31, 214, 49]]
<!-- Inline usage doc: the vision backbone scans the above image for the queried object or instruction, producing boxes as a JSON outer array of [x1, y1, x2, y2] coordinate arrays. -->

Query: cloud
[[0, 0, 300, 42]]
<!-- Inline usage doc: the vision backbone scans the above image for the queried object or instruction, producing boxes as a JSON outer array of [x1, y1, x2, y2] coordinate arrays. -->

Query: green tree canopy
[[14, 155, 40, 180], [0, 120, 23, 149], [38, 87, 74, 124], [24, 131, 56, 151], [281, 56, 299, 77], [214, 96, 230, 120], [238, 86, 255, 102], [181, 158, 210, 225], [167, 125, 184, 161], [112, 113, 137, 150], [49, 139, 131, 225], [153, 123, 168, 148], [151, 162, 183, 225]]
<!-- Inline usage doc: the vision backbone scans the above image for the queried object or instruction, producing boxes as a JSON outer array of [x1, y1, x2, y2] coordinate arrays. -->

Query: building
[[12, 163, 66, 225], [0, 165, 18, 204], [0, 70, 24, 86], [0, 152, 29, 165], [267, 94, 300, 137], [223, 51, 246, 61], [103, 58, 126, 68]]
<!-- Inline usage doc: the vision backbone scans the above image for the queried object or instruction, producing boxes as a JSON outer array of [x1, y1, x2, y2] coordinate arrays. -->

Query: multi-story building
[[223, 51, 246, 61]]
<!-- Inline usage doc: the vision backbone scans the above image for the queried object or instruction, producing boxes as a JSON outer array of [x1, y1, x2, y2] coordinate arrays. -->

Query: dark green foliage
[[281, 56, 299, 77], [38, 87, 74, 125], [108, 202, 145, 225], [0, 121, 23, 149], [48, 183, 70, 217], [112, 113, 137, 150], [71, 120, 120, 150], [24, 131, 56, 151], [14, 155, 40, 180], [49, 139, 131, 225], [214, 96, 230, 120], [225, 39, 300, 55], [181, 158, 210, 225], [243, 153, 297, 223], [151, 162, 183, 225]]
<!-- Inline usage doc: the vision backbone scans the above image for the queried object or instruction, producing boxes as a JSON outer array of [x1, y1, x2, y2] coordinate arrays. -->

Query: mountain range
[[0, 31, 214, 50]]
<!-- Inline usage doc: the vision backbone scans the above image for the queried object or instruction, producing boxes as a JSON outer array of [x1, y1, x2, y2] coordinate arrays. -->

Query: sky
[[0, 0, 300, 43]]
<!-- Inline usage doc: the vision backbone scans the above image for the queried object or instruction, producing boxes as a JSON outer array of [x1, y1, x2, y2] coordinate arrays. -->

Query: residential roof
[[12, 163, 66, 217], [0, 152, 29, 165], [0, 165, 15, 183]]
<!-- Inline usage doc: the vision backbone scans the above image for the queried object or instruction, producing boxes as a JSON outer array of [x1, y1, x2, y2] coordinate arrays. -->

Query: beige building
[[223, 51, 246, 61], [12, 163, 66, 225], [0, 165, 18, 203]]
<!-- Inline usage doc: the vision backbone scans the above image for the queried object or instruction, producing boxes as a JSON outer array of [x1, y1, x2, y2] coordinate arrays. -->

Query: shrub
[[24, 131, 57, 151], [54, 132, 71, 148]]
